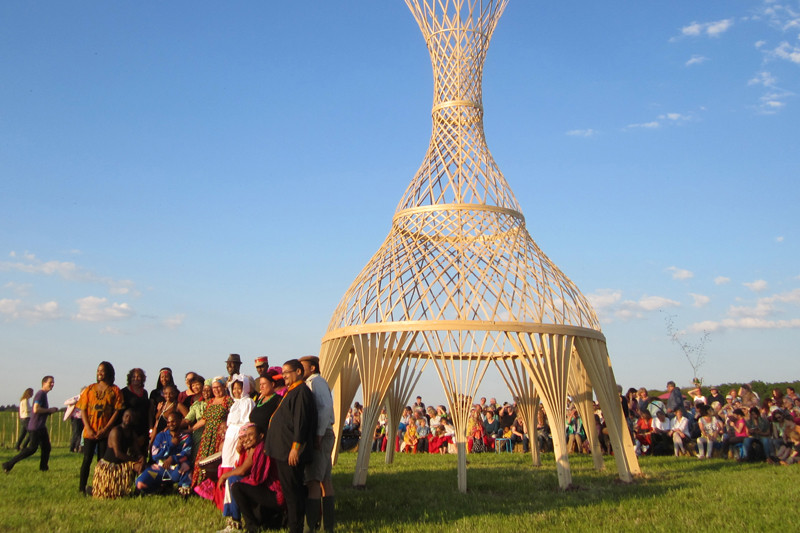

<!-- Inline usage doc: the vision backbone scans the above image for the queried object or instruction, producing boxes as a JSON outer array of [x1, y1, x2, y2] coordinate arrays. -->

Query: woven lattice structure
[[320, 0, 639, 491]]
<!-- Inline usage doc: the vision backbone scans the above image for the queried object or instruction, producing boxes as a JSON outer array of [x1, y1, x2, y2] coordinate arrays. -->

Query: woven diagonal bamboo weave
[[321, 0, 638, 491]]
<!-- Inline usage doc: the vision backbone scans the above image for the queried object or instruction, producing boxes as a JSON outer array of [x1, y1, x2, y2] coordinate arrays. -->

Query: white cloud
[[706, 19, 734, 37], [690, 317, 800, 332], [690, 293, 710, 307], [743, 279, 769, 292], [689, 288, 800, 331], [748, 71, 777, 87], [714, 276, 731, 285], [2, 281, 32, 296], [659, 113, 690, 122], [631, 295, 681, 311], [25, 301, 61, 321], [627, 121, 660, 129], [772, 41, 800, 63], [566, 129, 596, 137], [163, 313, 186, 330], [755, 40, 767, 48], [776, 236, 785, 242], [676, 19, 734, 39], [0, 298, 61, 322], [667, 266, 694, 280], [586, 290, 678, 321], [686, 55, 708, 66], [0, 251, 139, 297], [74, 296, 134, 322], [0, 298, 21, 317], [586, 289, 622, 310]]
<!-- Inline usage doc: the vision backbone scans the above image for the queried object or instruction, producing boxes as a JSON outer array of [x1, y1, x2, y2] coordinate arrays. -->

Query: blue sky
[[1, 1, 798, 406]]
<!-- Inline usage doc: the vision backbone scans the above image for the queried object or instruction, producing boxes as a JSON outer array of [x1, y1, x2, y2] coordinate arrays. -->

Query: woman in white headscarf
[[221, 374, 256, 471]]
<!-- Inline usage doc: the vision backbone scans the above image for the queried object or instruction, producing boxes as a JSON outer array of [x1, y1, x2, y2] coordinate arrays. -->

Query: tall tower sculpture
[[320, 0, 639, 492]]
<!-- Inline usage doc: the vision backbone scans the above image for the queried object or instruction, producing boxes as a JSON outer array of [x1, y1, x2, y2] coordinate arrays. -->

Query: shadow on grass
[[331, 452, 689, 531]]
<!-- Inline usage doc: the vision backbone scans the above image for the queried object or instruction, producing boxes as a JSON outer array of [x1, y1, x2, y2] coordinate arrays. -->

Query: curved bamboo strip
[[568, 353, 605, 471], [384, 354, 429, 464], [494, 355, 541, 466]]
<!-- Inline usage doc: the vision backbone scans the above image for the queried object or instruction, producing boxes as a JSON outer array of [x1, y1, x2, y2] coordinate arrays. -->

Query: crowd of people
[[627, 381, 800, 464], [343, 382, 800, 467], [2, 354, 336, 533]]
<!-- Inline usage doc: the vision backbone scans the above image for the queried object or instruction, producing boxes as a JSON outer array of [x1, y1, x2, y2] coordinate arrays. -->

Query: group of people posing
[[3, 354, 337, 533]]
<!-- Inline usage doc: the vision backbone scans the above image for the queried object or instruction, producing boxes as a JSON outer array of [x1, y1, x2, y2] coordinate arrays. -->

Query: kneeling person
[[92, 409, 145, 499], [136, 412, 193, 495]]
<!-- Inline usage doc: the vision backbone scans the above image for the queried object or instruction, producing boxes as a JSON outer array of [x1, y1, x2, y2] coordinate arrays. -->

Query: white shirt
[[306, 373, 335, 437]]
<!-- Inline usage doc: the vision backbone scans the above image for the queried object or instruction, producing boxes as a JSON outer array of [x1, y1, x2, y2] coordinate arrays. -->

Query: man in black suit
[[266, 359, 317, 533]]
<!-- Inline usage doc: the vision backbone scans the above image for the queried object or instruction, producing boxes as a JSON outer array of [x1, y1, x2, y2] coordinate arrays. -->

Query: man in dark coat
[[266, 359, 317, 533]]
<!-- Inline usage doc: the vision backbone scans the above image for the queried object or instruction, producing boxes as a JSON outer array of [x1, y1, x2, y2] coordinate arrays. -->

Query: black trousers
[[79, 437, 108, 491], [275, 460, 306, 533], [231, 481, 282, 532], [6, 427, 50, 471], [69, 418, 84, 452]]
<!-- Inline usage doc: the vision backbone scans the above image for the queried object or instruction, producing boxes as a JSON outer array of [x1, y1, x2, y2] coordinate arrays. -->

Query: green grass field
[[1, 444, 798, 533]]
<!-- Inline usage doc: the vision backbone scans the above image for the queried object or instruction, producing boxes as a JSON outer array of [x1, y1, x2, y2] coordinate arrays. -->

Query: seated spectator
[[467, 408, 486, 453], [774, 429, 800, 465], [228, 424, 285, 533], [136, 412, 193, 495], [669, 408, 690, 456], [91, 409, 145, 499], [428, 424, 451, 454], [427, 407, 441, 434], [634, 410, 653, 456], [566, 408, 585, 454], [594, 404, 612, 455], [744, 406, 772, 461], [724, 408, 748, 460], [482, 409, 500, 450], [739, 384, 759, 409], [770, 409, 797, 456], [536, 409, 551, 452], [696, 405, 722, 459], [403, 419, 418, 453], [415, 417, 431, 453], [511, 417, 530, 453], [651, 410, 672, 455], [372, 421, 387, 452]]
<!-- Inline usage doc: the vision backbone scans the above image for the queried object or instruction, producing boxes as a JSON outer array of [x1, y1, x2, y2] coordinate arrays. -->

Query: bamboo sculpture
[[320, 0, 639, 492]]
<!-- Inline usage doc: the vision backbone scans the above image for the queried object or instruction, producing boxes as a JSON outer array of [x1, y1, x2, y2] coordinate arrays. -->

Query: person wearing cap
[[266, 359, 317, 533], [299, 355, 336, 533], [225, 354, 243, 390], [707, 386, 725, 407], [254, 357, 270, 378]]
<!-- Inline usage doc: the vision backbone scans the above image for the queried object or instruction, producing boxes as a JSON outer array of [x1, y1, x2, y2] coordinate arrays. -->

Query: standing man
[[226, 354, 242, 386], [266, 359, 317, 533], [299, 355, 336, 533], [3, 376, 58, 473], [665, 381, 683, 418]]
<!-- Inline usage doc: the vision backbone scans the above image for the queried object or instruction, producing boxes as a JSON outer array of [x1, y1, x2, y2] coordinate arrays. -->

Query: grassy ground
[[1, 447, 798, 532]]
